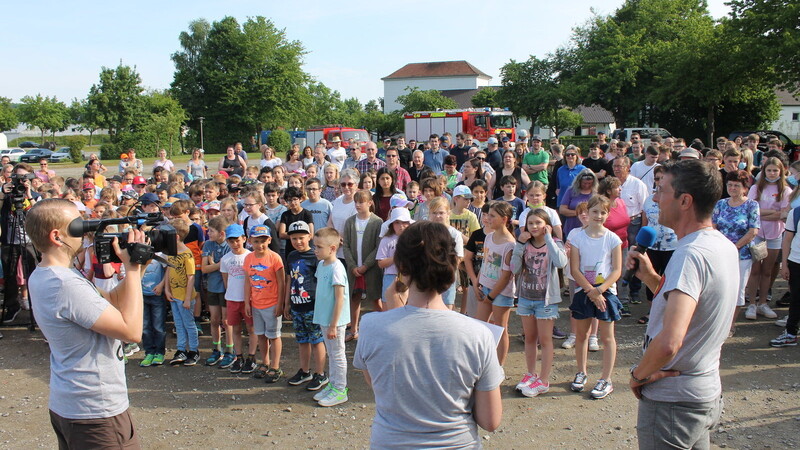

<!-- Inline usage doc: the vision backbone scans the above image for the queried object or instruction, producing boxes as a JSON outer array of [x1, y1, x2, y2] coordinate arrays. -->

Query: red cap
[[132, 176, 147, 185], [82, 182, 95, 191], [216, 171, 230, 179]]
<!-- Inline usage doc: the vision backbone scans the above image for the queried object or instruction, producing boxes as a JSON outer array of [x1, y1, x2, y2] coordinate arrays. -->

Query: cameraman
[[26, 199, 145, 448], [0, 163, 39, 323]]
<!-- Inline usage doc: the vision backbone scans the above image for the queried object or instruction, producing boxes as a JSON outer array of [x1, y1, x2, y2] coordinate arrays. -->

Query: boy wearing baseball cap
[[243, 224, 286, 383], [219, 224, 253, 374]]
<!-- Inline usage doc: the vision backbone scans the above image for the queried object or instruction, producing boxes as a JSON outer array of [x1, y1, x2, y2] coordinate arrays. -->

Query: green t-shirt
[[522, 150, 550, 184]]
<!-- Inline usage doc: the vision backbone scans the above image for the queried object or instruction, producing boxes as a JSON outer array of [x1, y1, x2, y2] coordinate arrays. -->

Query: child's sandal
[[253, 365, 269, 379]]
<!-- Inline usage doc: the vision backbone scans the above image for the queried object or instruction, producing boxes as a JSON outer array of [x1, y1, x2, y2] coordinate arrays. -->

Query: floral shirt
[[712, 198, 760, 260], [643, 195, 678, 252]]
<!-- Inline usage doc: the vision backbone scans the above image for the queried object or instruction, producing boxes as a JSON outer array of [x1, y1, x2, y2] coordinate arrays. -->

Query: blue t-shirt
[[141, 258, 165, 296], [501, 197, 525, 222], [556, 164, 587, 207], [301, 198, 333, 231], [287, 249, 318, 313], [313, 259, 350, 327], [202, 240, 231, 293]]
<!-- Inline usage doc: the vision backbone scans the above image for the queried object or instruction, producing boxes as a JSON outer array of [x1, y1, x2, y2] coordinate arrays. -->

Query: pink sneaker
[[515, 373, 537, 391], [520, 378, 550, 398]]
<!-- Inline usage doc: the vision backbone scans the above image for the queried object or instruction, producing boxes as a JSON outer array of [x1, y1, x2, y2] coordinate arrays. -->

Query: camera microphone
[[621, 226, 658, 286]]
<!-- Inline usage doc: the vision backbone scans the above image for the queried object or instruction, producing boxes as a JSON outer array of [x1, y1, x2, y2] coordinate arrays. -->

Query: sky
[[2, 0, 732, 106]]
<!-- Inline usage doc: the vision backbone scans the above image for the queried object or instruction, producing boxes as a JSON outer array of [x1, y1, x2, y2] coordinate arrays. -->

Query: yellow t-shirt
[[449, 209, 480, 238], [168, 250, 196, 301]]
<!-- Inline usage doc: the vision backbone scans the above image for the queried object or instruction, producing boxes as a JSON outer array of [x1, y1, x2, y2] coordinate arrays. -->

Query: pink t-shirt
[[478, 232, 516, 298], [748, 183, 792, 239], [604, 197, 630, 245]]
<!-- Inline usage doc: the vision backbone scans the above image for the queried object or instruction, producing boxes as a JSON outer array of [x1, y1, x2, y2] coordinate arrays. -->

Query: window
[[489, 114, 514, 128], [793, 113, 799, 121], [474, 115, 487, 128]]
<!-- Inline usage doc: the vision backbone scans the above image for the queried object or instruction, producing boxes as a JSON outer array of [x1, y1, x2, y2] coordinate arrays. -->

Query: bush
[[63, 136, 87, 162], [99, 143, 120, 160], [267, 129, 291, 156]]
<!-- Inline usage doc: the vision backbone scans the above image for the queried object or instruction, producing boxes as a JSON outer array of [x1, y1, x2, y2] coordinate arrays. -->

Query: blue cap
[[225, 224, 245, 239], [173, 193, 190, 201], [249, 224, 270, 238], [139, 193, 160, 205]]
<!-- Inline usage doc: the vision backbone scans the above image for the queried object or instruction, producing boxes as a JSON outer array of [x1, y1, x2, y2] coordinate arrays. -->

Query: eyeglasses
[[340, 182, 355, 187], [565, 153, 578, 157], [386, 154, 398, 158], [243, 203, 258, 207], [307, 187, 320, 191]]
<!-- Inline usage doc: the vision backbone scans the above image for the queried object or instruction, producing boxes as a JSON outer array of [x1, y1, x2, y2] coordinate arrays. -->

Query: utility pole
[[198, 117, 205, 150]]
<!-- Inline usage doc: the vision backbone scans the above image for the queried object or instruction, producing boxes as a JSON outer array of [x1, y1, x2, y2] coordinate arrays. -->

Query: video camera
[[68, 212, 177, 264]]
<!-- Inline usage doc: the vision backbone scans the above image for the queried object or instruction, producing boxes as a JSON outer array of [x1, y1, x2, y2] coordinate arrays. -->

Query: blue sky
[[3, 0, 731, 106]]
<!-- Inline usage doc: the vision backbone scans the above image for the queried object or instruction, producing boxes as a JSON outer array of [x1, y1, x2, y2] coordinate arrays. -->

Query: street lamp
[[198, 116, 205, 150]]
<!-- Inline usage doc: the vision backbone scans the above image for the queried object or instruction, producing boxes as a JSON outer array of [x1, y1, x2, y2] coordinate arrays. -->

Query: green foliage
[[497, 56, 560, 126], [395, 88, 457, 114], [140, 91, 187, 157], [0, 97, 17, 132], [471, 88, 499, 108], [17, 94, 70, 140], [267, 129, 291, 155], [87, 64, 144, 139], [363, 111, 403, 137], [63, 135, 87, 162], [69, 98, 102, 145], [539, 109, 584, 137], [99, 143, 120, 160]]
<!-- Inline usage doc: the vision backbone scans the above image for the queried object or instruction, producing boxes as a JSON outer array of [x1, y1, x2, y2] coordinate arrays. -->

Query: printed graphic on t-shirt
[[290, 262, 312, 305], [519, 245, 549, 301]]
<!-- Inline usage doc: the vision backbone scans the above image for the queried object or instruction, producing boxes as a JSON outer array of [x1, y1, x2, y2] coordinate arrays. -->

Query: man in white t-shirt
[[326, 137, 347, 170], [627, 159, 736, 450], [630, 146, 660, 192]]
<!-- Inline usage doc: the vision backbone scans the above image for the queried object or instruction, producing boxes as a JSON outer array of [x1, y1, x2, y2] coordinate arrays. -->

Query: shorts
[[517, 298, 559, 319], [291, 310, 323, 344], [207, 291, 225, 307], [50, 409, 139, 450], [252, 305, 282, 339], [226, 300, 253, 326], [754, 235, 781, 250], [481, 285, 515, 308], [381, 273, 397, 302], [570, 289, 622, 322], [353, 276, 366, 292]]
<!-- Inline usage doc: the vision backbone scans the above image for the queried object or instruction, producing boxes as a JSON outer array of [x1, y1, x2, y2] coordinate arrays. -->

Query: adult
[[187, 148, 207, 180], [596, 131, 609, 153], [450, 132, 472, 168], [555, 146, 587, 208], [355, 141, 387, 174], [259, 145, 282, 169], [35, 158, 56, 183], [423, 134, 449, 173], [343, 143, 365, 170], [484, 137, 502, 174], [630, 146, 660, 192], [233, 141, 248, 161], [628, 159, 736, 450], [489, 150, 530, 199], [559, 169, 598, 239], [457, 158, 485, 189], [301, 145, 315, 167], [408, 150, 429, 183], [378, 137, 392, 161], [522, 135, 550, 185], [599, 176, 631, 245], [385, 147, 411, 192], [326, 137, 347, 170], [582, 143, 613, 180], [119, 148, 143, 175], [712, 169, 759, 334], [353, 221, 503, 447], [327, 169, 358, 259], [311, 143, 329, 169], [612, 156, 649, 312], [86, 158, 107, 189], [85, 153, 108, 175], [283, 145, 304, 174], [152, 149, 175, 174], [395, 136, 412, 170], [719, 148, 742, 199], [218, 146, 247, 177]]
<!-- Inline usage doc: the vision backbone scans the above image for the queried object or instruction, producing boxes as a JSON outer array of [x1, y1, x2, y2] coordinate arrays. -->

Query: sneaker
[[307, 373, 329, 391], [318, 386, 349, 407], [588, 336, 600, 352], [139, 354, 155, 367], [241, 358, 257, 374], [757, 303, 778, 319], [770, 331, 798, 347], [313, 384, 333, 401], [219, 353, 236, 369], [1, 304, 20, 324], [288, 369, 313, 386], [552, 326, 567, 339], [515, 373, 537, 391], [590, 379, 614, 399], [124, 343, 140, 357], [777, 291, 792, 307], [570, 372, 588, 392], [229, 358, 243, 374], [520, 378, 550, 398], [745, 304, 757, 320], [169, 351, 187, 366], [775, 315, 788, 327], [264, 368, 284, 383], [630, 297, 642, 305], [151, 354, 165, 365], [562, 334, 576, 349], [620, 306, 632, 317], [205, 349, 223, 366], [184, 351, 200, 366]]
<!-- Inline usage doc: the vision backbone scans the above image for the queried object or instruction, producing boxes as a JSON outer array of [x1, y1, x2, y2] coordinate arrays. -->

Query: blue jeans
[[142, 295, 167, 355], [171, 299, 198, 352]]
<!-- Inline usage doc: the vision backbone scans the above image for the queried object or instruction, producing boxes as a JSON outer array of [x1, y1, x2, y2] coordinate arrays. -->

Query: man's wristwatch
[[629, 364, 650, 383]]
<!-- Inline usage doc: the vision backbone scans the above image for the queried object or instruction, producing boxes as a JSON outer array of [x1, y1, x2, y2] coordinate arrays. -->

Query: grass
[[49, 147, 256, 170]]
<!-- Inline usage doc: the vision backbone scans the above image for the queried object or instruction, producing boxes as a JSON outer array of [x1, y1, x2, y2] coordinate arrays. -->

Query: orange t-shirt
[[244, 250, 284, 309]]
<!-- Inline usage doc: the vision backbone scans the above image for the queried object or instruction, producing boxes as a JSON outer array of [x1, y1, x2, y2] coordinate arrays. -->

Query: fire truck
[[305, 126, 371, 149], [403, 108, 517, 145]]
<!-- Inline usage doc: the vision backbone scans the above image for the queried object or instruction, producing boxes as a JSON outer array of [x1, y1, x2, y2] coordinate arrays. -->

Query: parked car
[[18, 141, 39, 148], [19, 148, 53, 163], [611, 128, 672, 147], [0, 148, 26, 162], [49, 147, 72, 163], [728, 130, 799, 161]]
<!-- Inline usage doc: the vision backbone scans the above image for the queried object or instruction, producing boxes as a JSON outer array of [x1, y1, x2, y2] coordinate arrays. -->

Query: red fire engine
[[403, 108, 517, 145]]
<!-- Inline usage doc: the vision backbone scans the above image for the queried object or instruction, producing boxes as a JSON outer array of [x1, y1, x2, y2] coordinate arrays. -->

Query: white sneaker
[[757, 303, 778, 319], [588, 336, 600, 352], [318, 386, 348, 407], [515, 373, 537, 391], [562, 334, 576, 349], [745, 304, 757, 320], [520, 378, 550, 398], [775, 315, 788, 327], [313, 384, 333, 402]]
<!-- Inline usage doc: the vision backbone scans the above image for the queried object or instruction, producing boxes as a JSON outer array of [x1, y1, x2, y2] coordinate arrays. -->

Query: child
[[464, 202, 493, 318], [376, 207, 414, 307], [404, 181, 421, 217], [263, 182, 287, 225], [497, 175, 524, 226], [450, 185, 481, 244], [243, 225, 286, 382], [241, 191, 281, 255], [343, 190, 383, 341], [204, 182, 220, 203], [139, 252, 168, 367], [165, 218, 200, 366], [511, 209, 568, 397], [426, 197, 464, 310], [284, 221, 329, 391], [279, 187, 314, 259], [414, 177, 444, 221], [468, 180, 488, 222], [171, 200, 206, 333], [519, 181, 563, 240], [201, 216, 234, 367], [568, 195, 623, 400], [372, 168, 397, 221], [475, 201, 516, 365], [219, 224, 255, 374], [312, 227, 351, 407], [562, 202, 600, 352], [219, 197, 239, 225], [358, 172, 374, 192], [301, 178, 333, 232]]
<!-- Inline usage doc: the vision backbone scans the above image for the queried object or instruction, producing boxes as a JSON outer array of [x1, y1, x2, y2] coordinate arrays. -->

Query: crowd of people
[[5, 128, 800, 448]]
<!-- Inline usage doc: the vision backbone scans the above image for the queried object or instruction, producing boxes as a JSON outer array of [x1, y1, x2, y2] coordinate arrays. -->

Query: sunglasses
[[565, 153, 578, 157], [476, 157, 485, 160], [340, 182, 355, 187]]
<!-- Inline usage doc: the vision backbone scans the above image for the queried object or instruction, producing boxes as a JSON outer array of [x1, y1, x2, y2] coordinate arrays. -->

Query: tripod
[[1, 197, 39, 332]]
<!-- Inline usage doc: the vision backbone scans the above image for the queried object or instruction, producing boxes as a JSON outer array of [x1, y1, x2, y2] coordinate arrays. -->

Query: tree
[[170, 19, 211, 131], [17, 94, 69, 141], [496, 56, 559, 129], [395, 88, 457, 114], [267, 129, 291, 155], [141, 91, 187, 156], [471, 88, 499, 108], [538, 108, 584, 137], [69, 99, 102, 145], [0, 97, 17, 132], [87, 64, 144, 139]]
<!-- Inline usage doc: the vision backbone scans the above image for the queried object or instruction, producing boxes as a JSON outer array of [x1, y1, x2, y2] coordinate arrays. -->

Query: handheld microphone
[[622, 226, 658, 285]]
